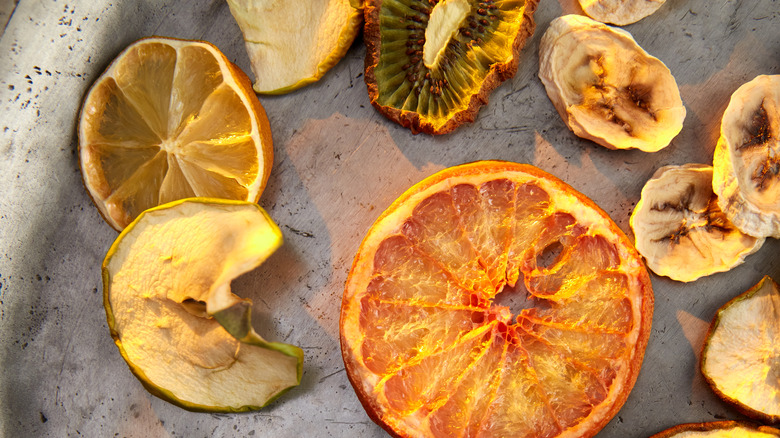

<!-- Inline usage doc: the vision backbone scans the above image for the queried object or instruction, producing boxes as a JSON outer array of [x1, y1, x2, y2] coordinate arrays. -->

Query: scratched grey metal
[[1, 0, 780, 436]]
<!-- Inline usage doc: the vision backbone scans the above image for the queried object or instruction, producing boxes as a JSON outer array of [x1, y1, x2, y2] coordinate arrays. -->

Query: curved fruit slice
[[539, 14, 685, 152], [701, 276, 780, 423], [79, 37, 273, 231], [713, 75, 780, 238], [578, 0, 667, 26], [364, 0, 540, 134], [340, 161, 653, 437], [103, 198, 303, 412], [630, 164, 764, 282], [650, 421, 780, 438], [227, 0, 363, 94]]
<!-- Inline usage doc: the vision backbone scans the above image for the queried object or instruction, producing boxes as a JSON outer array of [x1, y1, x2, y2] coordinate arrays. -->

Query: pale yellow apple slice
[[103, 198, 303, 412], [701, 276, 780, 423], [579, 0, 667, 26], [649, 421, 780, 437], [226, 0, 363, 94]]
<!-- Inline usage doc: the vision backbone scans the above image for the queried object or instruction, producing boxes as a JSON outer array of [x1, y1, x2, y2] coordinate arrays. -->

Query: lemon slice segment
[[701, 276, 780, 423], [103, 198, 302, 412], [79, 37, 273, 230]]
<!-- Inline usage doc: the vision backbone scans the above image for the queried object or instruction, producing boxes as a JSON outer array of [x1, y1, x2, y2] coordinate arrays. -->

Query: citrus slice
[[340, 161, 653, 437], [701, 275, 780, 423], [227, 0, 364, 94], [103, 198, 303, 412], [79, 37, 273, 231], [649, 421, 780, 438]]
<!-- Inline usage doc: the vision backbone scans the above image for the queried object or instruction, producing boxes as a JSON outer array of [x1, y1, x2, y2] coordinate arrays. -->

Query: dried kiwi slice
[[364, 0, 539, 134]]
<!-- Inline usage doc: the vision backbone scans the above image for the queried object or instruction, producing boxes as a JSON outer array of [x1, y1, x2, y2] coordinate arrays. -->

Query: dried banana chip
[[630, 164, 764, 282], [539, 14, 685, 152], [713, 75, 780, 238], [579, 0, 667, 26]]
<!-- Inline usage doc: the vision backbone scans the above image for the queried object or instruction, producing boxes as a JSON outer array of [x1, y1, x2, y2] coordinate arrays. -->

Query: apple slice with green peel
[[701, 276, 780, 423], [226, 0, 363, 94], [103, 198, 303, 412], [649, 421, 780, 437]]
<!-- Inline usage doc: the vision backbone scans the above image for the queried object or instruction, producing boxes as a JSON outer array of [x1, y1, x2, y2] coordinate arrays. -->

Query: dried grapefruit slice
[[79, 37, 273, 230], [701, 276, 780, 423], [340, 161, 653, 437], [649, 421, 780, 438]]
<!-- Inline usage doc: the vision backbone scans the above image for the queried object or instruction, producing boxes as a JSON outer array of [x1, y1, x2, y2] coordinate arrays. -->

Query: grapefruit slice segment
[[341, 161, 652, 437]]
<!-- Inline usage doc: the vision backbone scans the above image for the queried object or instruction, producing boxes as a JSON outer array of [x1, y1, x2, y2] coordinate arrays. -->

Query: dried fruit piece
[[364, 0, 540, 134], [578, 0, 667, 26], [701, 276, 780, 423], [227, 0, 363, 94], [539, 14, 685, 152], [340, 161, 653, 437], [713, 75, 780, 238], [650, 421, 780, 437], [103, 198, 303, 412], [630, 164, 763, 282], [79, 37, 273, 230]]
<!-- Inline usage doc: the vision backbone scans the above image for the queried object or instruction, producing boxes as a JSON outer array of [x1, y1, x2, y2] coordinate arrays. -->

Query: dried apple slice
[[650, 421, 780, 437], [630, 164, 763, 282], [713, 75, 780, 238], [103, 198, 303, 411], [226, 0, 363, 94], [701, 276, 780, 423], [539, 14, 685, 152], [578, 0, 667, 26]]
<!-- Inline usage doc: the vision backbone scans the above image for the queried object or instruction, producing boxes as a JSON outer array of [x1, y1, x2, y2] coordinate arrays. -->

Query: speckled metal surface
[[1, 0, 779, 437]]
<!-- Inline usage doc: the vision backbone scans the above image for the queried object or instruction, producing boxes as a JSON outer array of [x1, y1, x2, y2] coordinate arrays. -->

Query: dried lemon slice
[[79, 37, 273, 231], [539, 14, 685, 152], [713, 74, 780, 238], [701, 276, 780, 423], [103, 198, 303, 412], [630, 164, 763, 282], [227, 0, 363, 94], [579, 0, 667, 26], [650, 421, 780, 437]]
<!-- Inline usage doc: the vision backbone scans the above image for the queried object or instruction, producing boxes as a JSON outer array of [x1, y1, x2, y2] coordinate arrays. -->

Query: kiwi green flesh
[[375, 0, 527, 124]]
